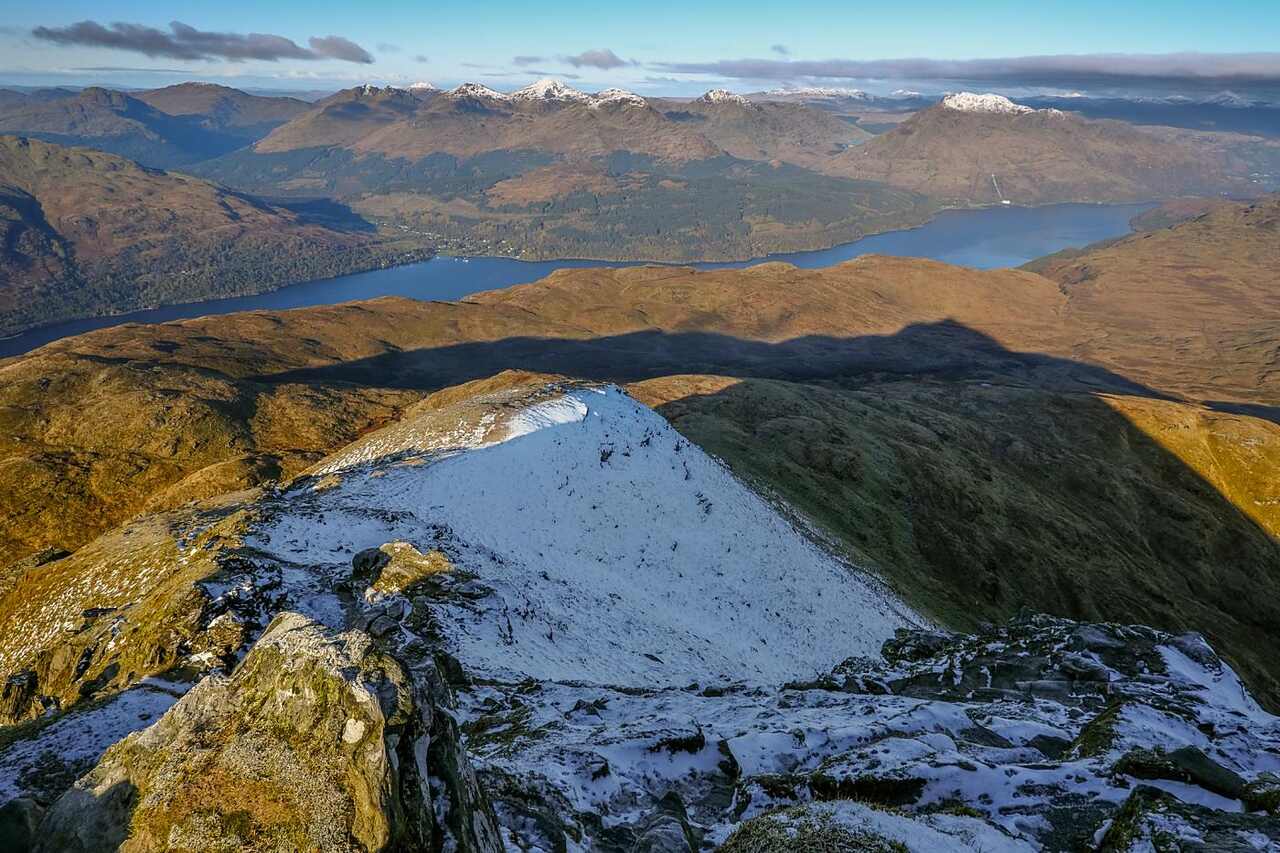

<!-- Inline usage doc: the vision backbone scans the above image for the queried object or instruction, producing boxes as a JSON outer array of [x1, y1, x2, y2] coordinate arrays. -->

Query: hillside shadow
[[249, 318, 1280, 709], [648, 372, 1280, 706], [255, 319, 1175, 401], [271, 197, 379, 233], [1206, 399, 1280, 427]]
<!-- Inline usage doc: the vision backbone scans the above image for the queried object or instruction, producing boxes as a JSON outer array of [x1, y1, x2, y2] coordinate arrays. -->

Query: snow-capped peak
[[511, 78, 592, 102], [941, 92, 1035, 114], [407, 81, 438, 91], [698, 88, 751, 106], [591, 87, 647, 108], [447, 82, 511, 101]]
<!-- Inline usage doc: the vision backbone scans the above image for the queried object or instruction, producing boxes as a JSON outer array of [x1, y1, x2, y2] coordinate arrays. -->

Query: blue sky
[[3, 1, 1279, 95]]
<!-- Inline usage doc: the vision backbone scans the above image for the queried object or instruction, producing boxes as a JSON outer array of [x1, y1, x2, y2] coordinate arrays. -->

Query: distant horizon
[[4, 74, 1280, 107], [4, 2, 1280, 101]]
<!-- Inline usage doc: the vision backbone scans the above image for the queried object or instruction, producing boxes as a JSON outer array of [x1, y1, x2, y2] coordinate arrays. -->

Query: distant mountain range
[[0, 83, 309, 167], [0, 80, 1276, 334]]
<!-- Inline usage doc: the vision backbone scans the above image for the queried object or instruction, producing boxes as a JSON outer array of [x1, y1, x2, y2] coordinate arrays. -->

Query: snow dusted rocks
[[698, 88, 753, 106], [464, 613, 1280, 851]]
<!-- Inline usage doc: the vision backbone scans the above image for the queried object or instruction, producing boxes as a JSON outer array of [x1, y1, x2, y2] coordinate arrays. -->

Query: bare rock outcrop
[[35, 612, 501, 853]]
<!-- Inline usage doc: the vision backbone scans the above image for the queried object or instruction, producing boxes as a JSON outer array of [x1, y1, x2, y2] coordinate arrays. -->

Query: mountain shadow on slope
[[255, 318, 1173, 398]]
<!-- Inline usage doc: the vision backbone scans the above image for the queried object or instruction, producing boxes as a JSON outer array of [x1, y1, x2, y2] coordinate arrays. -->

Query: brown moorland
[[828, 101, 1246, 204], [2, 195, 1278, 703]]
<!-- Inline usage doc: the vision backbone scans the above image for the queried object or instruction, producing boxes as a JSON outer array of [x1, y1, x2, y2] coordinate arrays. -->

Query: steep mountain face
[[0, 136, 429, 336], [829, 93, 1245, 204], [0, 376, 1276, 851]]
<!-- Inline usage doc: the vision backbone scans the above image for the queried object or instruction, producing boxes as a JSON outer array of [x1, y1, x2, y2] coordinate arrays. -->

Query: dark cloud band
[[654, 53, 1280, 83], [32, 20, 374, 64]]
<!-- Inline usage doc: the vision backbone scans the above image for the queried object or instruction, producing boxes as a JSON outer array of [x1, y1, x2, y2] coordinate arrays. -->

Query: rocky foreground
[[1, 377, 1278, 851]]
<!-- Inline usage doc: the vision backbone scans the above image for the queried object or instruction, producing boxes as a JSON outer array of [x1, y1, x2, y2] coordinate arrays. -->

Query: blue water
[[1, 202, 1150, 358]]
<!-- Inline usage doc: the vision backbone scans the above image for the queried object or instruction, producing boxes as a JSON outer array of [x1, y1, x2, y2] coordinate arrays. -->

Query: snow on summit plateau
[[942, 92, 1036, 114]]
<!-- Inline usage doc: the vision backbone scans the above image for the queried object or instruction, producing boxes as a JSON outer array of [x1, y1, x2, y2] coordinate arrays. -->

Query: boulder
[[353, 541, 454, 602], [1113, 746, 1247, 800], [35, 612, 502, 853]]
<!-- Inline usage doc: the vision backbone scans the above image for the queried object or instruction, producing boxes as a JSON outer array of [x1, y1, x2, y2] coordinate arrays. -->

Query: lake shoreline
[[1, 201, 1154, 359]]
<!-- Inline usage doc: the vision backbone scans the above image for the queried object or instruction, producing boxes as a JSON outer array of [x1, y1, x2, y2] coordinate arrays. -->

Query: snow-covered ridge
[[251, 381, 919, 687], [763, 85, 869, 99], [940, 91, 1068, 117], [942, 92, 1036, 114], [592, 87, 647, 107], [446, 79, 646, 109], [511, 77, 594, 103], [698, 88, 752, 105], [407, 81, 438, 91], [447, 82, 512, 101]]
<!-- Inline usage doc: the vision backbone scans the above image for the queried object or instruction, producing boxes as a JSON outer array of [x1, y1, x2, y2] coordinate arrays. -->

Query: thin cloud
[[520, 69, 582, 79], [513, 55, 545, 66], [653, 52, 1280, 84], [308, 35, 373, 64], [770, 44, 790, 57], [31, 20, 375, 64], [72, 65, 197, 73], [377, 42, 401, 54], [413, 54, 429, 63], [564, 49, 629, 70]]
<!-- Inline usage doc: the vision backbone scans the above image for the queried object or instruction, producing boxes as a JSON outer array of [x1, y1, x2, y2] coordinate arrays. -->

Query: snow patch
[[502, 394, 589, 440]]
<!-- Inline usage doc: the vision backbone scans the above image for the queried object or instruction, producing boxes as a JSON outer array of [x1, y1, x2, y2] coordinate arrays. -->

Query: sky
[[3, 1, 1280, 97]]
